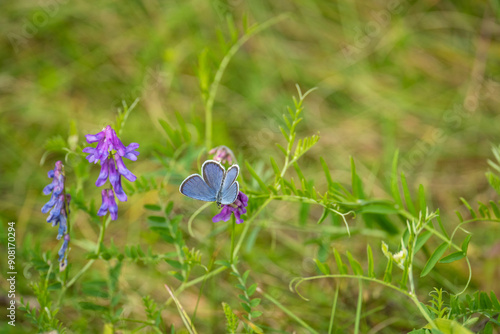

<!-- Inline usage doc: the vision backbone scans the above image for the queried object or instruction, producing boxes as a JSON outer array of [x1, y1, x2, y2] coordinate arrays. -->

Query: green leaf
[[486, 171, 500, 195], [359, 203, 398, 215], [215, 260, 231, 268], [250, 311, 263, 318], [241, 302, 251, 313], [144, 204, 161, 211], [165, 259, 184, 269], [148, 216, 166, 223], [314, 258, 330, 275], [316, 206, 329, 225], [490, 200, 500, 218], [350, 157, 364, 199], [435, 210, 449, 239], [320, 157, 334, 188], [247, 283, 258, 296], [245, 161, 268, 192], [421, 242, 448, 277], [250, 298, 261, 307], [238, 294, 249, 303], [276, 143, 287, 156], [367, 245, 375, 278], [333, 249, 347, 275], [415, 231, 432, 254], [299, 202, 309, 226], [439, 251, 465, 264], [79, 302, 108, 312], [346, 251, 363, 276], [461, 235, 472, 253], [424, 318, 474, 334], [383, 257, 393, 283], [171, 272, 184, 281], [270, 156, 281, 179], [460, 197, 477, 219]]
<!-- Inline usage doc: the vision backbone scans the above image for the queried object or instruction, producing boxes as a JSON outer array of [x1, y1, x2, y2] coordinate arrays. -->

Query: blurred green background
[[1, 0, 500, 332]]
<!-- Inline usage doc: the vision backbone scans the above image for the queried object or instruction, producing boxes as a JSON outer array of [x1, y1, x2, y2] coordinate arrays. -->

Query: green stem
[[354, 279, 363, 334], [65, 259, 95, 289], [174, 266, 227, 295], [262, 291, 320, 334], [233, 198, 271, 257], [293, 274, 438, 330], [187, 202, 212, 237], [120, 318, 163, 333], [96, 215, 110, 255], [230, 217, 236, 264], [64, 215, 111, 290], [328, 285, 339, 334]]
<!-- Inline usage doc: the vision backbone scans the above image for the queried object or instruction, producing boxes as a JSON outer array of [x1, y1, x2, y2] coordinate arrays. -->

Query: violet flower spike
[[212, 191, 249, 224], [83, 125, 128, 164], [42, 161, 71, 271], [97, 189, 118, 221], [84, 125, 140, 220], [42, 161, 70, 238]]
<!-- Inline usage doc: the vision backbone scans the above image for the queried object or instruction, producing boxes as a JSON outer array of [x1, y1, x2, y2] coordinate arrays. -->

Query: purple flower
[[83, 125, 137, 164], [97, 189, 118, 221], [212, 191, 248, 224], [58, 234, 70, 271], [84, 125, 140, 219], [42, 161, 70, 239], [42, 161, 71, 271], [209, 145, 235, 165]]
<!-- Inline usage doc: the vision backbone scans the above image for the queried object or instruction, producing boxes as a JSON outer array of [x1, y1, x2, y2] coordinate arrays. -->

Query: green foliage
[[222, 302, 240, 334], [9, 1, 500, 333]]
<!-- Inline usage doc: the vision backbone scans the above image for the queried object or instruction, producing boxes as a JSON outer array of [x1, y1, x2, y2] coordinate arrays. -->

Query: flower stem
[[233, 198, 271, 257], [63, 215, 111, 291], [230, 216, 236, 264], [96, 215, 111, 255], [354, 279, 363, 334], [328, 285, 339, 334]]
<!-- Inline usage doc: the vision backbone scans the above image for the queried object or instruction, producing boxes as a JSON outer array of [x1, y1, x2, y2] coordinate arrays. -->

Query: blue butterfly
[[179, 160, 239, 206]]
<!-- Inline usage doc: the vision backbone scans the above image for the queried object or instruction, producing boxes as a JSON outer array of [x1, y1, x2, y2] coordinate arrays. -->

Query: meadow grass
[[1, 0, 500, 333]]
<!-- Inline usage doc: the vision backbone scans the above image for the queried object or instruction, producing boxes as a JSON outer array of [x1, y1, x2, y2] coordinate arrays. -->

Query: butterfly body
[[179, 160, 239, 206]]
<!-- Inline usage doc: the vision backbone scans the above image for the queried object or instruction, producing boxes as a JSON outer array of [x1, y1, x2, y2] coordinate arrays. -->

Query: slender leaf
[[420, 242, 448, 277]]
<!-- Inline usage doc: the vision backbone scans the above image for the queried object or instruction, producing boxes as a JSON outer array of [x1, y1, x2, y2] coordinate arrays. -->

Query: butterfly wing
[[220, 181, 239, 205], [179, 174, 217, 202], [221, 165, 239, 192], [202, 160, 225, 193]]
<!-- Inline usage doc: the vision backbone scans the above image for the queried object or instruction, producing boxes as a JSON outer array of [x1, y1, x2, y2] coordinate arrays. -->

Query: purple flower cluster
[[212, 191, 248, 224], [83, 125, 139, 220], [42, 161, 71, 270], [209, 145, 235, 165]]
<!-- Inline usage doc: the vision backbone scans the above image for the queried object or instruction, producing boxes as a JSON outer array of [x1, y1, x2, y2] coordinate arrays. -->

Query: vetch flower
[[212, 191, 248, 224], [42, 161, 70, 239], [84, 125, 139, 220], [97, 189, 118, 221], [209, 145, 235, 165], [58, 234, 70, 271], [83, 125, 134, 164], [42, 161, 71, 271]]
